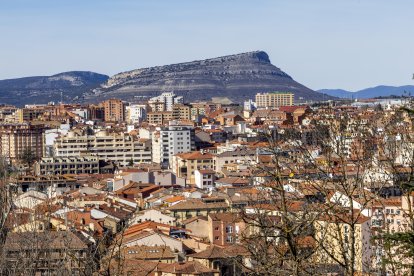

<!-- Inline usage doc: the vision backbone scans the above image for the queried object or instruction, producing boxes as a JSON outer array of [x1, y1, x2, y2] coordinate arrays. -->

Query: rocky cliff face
[[0, 71, 108, 106], [85, 51, 329, 103]]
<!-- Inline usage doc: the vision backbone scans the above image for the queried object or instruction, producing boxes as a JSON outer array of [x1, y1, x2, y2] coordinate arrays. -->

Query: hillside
[[0, 71, 109, 106], [84, 51, 331, 103]]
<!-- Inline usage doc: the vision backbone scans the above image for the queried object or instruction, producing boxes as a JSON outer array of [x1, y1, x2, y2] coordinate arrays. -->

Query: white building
[[243, 99, 257, 111], [149, 92, 183, 111], [71, 108, 89, 120], [156, 123, 195, 167], [126, 104, 147, 124], [194, 169, 216, 190], [44, 124, 70, 157]]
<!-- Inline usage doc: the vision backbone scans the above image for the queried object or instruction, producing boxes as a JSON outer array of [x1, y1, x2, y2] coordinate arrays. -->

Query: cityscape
[[1, 1, 414, 276]]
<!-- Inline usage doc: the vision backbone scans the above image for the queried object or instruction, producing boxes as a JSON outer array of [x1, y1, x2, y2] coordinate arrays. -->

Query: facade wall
[[54, 131, 151, 166], [0, 124, 45, 163], [255, 92, 294, 108], [103, 99, 125, 122]]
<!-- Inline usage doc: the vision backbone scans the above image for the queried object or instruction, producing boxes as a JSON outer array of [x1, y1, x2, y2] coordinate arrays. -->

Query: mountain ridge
[[86, 50, 330, 103], [0, 51, 334, 106], [319, 85, 414, 99], [0, 71, 108, 106]]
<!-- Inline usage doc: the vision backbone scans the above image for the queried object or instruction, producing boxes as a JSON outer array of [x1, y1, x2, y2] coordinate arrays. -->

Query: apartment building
[[103, 99, 125, 122], [4, 231, 88, 275], [153, 123, 195, 167], [126, 104, 147, 124], [12, 174, 81, 197], [53, 130, 151, 166], [149, 92, 183, 111], [147, 111, 172, 125], [147, 105, 191, 125], [208, 213, 246, 246], [148, 101, 165, 112], [16, 108, 49, 122], [194, 169, 216, 189], [167, 198, 229, 222], [172, 151, 215, 184], [314, 215, 372, 273], [172, 104, 191, 121], [89, 104, 105, 121], [214, 147, 256, 174], [35, 156, 100, 175], [190, 103, 207, 120], [0, 123, 45, 163], [255, 92, 294, 108]]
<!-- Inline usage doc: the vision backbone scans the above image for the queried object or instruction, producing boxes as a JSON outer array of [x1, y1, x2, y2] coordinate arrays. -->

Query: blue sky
[[0, 0, 413, 90]]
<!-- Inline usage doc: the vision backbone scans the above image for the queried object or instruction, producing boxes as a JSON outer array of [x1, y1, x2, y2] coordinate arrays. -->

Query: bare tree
[[238, 107, 397, 276]]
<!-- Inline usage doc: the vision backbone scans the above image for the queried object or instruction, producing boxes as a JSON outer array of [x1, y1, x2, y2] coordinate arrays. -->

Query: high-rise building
[[126, 104, 147, 124], [149, 92, 183, 111], [103, 99, 125, 122], [152, 122, 195, 167], [0, 124, 46, 163], [255, 92, 294, 108]]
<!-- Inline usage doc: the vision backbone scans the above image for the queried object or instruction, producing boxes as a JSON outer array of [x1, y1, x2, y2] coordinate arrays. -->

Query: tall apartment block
[[103, 99, 125, 122], [255, 92, 294, 108], [0, 124, 45, 163], [152, 122, 195, 167]]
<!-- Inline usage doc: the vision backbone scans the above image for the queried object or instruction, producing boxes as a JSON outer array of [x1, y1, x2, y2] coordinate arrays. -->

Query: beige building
[[53, 129, 151, 166], [167, 198, 229, 222], [16, 108, 50, 123], [103, 98, 125, 122], [34, 156, 100, 175], [147, 111, 173, 125], [313, 215, 372, 273], [149, 101, 166, 112], [172, 151, 215, 184], [255, 92, 294, 108], [0, 124, 45, 163], [172, 104, 191, 121]]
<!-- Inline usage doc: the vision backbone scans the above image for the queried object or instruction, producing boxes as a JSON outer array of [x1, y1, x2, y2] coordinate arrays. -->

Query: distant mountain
[[84, 51, 333, 103], [319, 85, 414, 99], [0, 71, 109, 106]]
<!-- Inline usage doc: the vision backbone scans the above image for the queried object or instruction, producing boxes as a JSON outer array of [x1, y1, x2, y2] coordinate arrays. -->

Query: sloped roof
[[167, 198, 228, 211], [189, 244, 249, 259], [175, 151, 215, 160], [4, 231, 88, 251]]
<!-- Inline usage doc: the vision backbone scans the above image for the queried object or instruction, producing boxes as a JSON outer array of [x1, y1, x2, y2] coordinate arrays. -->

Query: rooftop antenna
[[60, 91, 63, 104]]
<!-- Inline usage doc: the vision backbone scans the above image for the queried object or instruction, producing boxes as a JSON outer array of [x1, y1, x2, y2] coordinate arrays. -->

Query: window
[[226, 225, 233, 233], [226, 236, 233, 243], [344, 234, 349, 244], [215, 236, 219, 240], [396, 210, 401, 215]]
